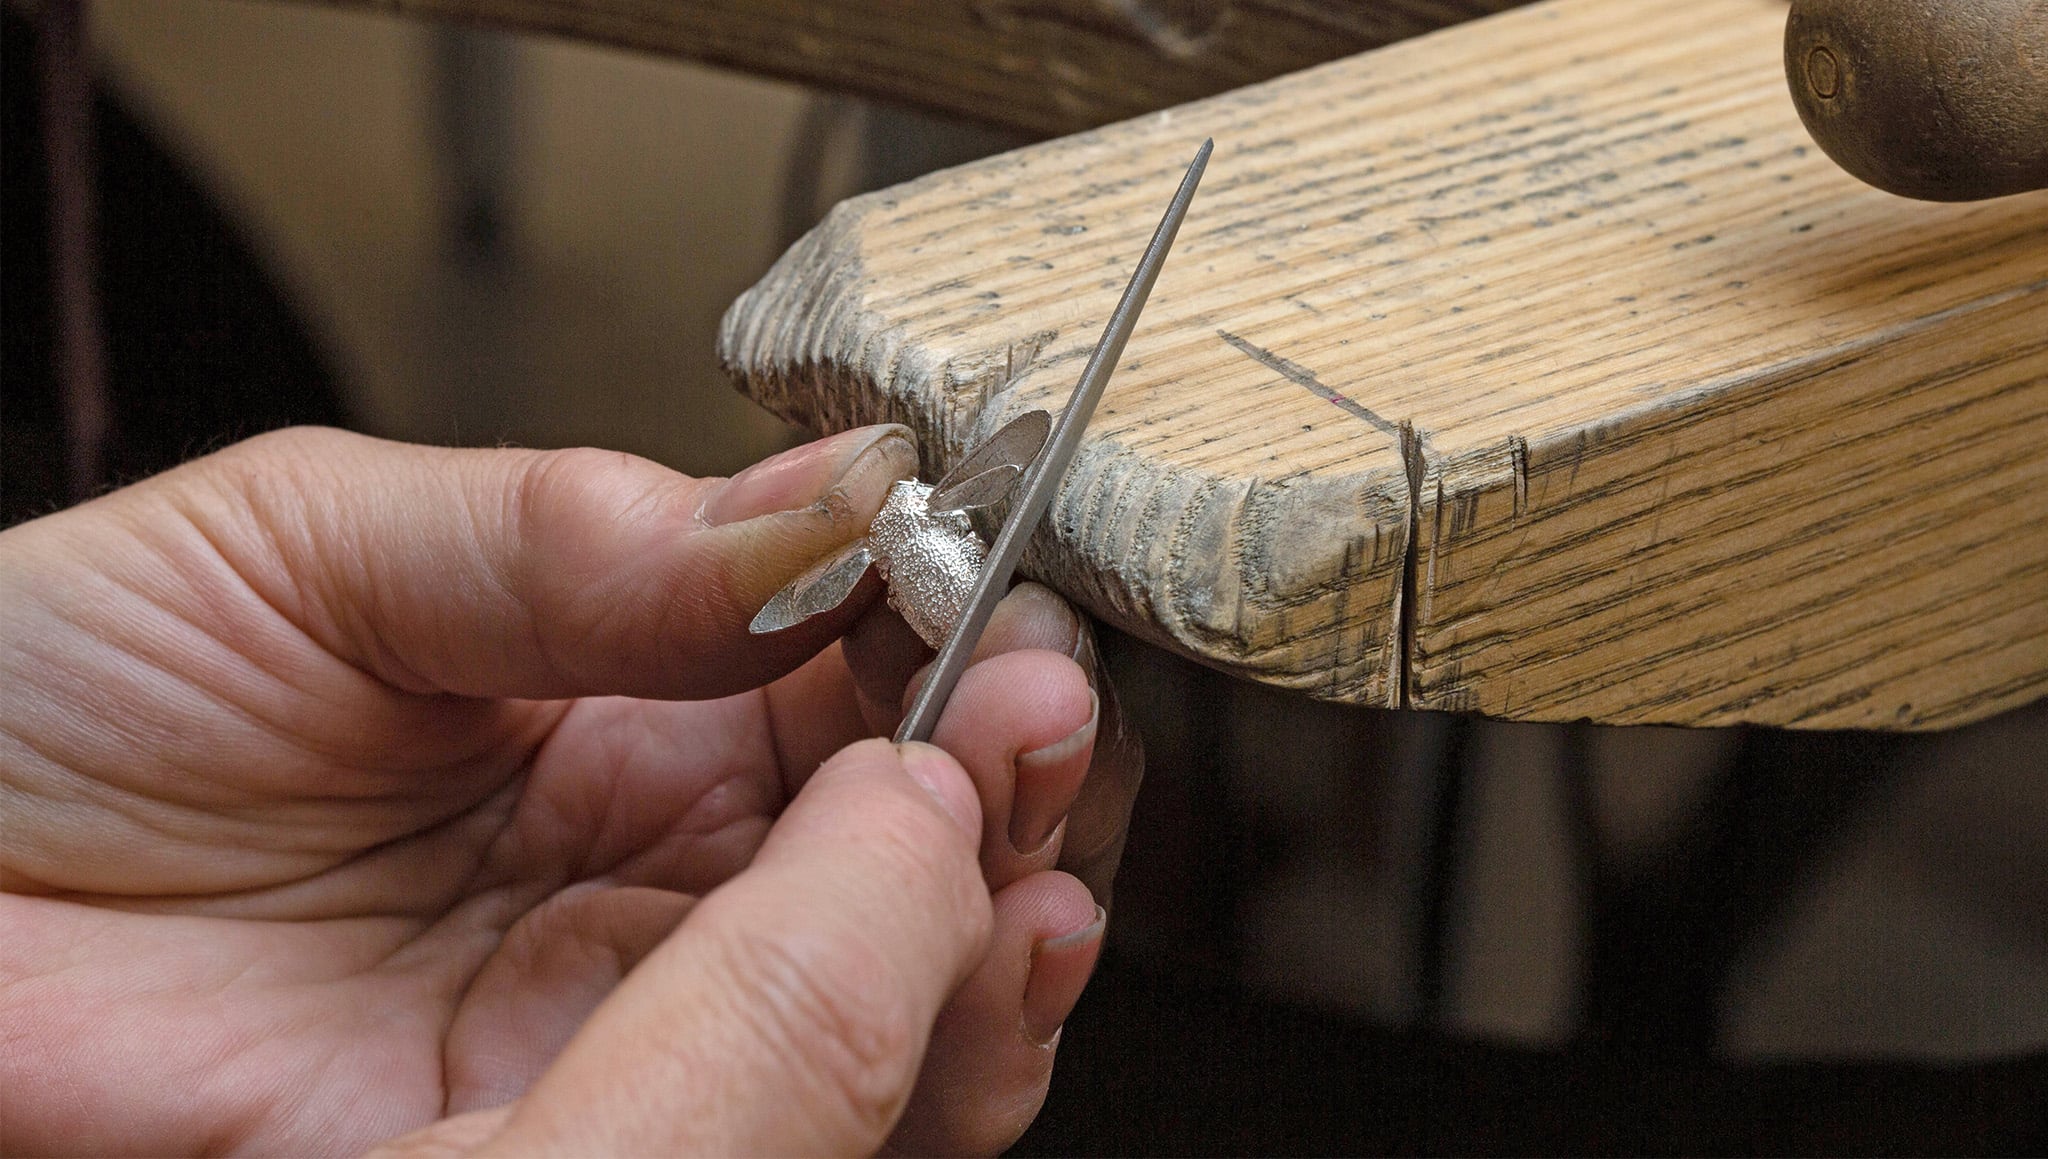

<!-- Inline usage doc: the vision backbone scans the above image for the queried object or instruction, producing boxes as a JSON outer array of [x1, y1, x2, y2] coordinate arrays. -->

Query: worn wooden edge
[[720, 194, 1414, 706]]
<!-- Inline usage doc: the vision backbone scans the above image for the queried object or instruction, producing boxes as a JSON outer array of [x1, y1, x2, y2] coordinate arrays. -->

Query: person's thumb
[[480, 738, 992, 1156], [124, 423, 917, 700]]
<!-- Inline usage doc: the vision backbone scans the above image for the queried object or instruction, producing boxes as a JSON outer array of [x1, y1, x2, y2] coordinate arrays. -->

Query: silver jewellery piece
[[748, 408, 1055, 647], [868, 482, 983, 650], [749, 138, 1212, 745]]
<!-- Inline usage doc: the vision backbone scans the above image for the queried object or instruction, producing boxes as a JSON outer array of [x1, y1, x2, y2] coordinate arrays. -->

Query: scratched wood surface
[[304, 0, 1529, 136], [723, 0, 2048, 731]]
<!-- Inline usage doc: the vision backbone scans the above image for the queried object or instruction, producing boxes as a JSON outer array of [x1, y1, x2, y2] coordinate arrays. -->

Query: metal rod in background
[[40, 0, 109, 504]]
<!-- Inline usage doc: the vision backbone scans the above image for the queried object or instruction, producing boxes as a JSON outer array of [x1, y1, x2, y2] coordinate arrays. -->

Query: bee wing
[[927, 463, 1023, 513], [929, 409, 1051, 513], [749, 540, 874, 634]]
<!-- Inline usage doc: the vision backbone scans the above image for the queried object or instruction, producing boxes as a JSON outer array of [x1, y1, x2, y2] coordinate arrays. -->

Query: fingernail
[[1024, 905, 1107, 1046], [1009, 688, 1099, 855], [697, 425, 916, 528], [898, 741, 980, 840]]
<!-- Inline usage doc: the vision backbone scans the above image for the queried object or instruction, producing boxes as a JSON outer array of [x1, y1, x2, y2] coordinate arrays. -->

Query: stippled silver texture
[[869, 479, 986, 648]]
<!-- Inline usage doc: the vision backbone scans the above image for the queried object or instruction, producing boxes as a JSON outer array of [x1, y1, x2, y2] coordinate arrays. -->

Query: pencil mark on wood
[[1217, 329, 1403, 439]]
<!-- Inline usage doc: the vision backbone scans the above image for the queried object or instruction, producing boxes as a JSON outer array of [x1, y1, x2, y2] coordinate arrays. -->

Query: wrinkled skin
[[0, 426, 1142, 1156]]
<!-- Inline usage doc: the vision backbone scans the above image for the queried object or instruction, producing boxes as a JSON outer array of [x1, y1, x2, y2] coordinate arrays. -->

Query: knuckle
[[200, 426, 354, 503], [874, 806, 994, 940], [813, 755, 990, 925], [721, 923, 924, 1142], [507, 447, 669, 674], [513, 446, 639, 526], [227, 424, 346, 460]]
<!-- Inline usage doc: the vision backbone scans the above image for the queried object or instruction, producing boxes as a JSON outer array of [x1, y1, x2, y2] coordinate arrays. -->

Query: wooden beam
[[722, 0, 2048, 731], [305, 0, 1530, 136]]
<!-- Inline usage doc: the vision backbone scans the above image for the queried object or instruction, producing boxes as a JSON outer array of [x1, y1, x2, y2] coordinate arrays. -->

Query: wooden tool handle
[[1784, 0, 2048, 201]]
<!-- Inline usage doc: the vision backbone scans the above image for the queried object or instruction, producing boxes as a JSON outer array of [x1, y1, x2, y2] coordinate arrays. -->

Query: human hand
[[0, 425, 1142, 1155]]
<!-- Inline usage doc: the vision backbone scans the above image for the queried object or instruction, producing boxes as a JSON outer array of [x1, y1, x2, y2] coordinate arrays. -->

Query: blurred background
[[5, 0, 2045, 1151]]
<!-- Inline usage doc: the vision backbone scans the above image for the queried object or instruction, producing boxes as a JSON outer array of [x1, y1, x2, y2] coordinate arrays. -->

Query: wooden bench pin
[[750, 140, 1213, 743]]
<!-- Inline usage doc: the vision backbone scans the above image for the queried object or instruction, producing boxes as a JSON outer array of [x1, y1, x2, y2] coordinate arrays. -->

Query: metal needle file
[[895, 137, 1211, 744]]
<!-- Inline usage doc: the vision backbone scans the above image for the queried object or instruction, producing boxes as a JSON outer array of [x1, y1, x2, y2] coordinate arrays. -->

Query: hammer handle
[[1785, 0, 2048, 201]]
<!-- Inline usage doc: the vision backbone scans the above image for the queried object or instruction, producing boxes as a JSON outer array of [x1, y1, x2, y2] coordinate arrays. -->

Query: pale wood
[[721, 0, 2048, 731], [305, 0, 1529, 136]]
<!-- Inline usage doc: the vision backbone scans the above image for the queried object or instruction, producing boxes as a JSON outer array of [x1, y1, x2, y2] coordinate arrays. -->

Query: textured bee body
[[868, 480, 987, 648], [748, 409, 1053, 646]]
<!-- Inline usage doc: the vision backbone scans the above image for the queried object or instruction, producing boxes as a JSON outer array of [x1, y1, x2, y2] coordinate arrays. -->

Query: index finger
[[844, 583, 1145, 905]]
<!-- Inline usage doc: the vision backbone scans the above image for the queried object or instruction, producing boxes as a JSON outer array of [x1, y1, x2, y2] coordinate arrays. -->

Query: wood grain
[[724, 0, 2048, 730], [302, 0, 1530, 136]]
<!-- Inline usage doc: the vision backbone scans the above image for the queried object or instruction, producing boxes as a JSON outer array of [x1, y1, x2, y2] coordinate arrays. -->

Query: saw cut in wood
[[721, 0, 2048, 731]]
